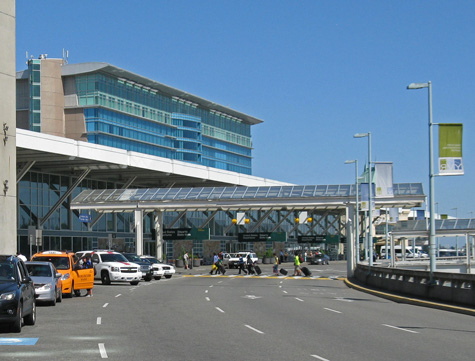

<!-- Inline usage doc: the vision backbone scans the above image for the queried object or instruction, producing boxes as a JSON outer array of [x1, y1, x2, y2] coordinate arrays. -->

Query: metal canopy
[[70, 183, 425, 212]]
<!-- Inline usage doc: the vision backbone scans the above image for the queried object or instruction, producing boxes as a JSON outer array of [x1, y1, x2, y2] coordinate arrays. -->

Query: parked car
[[310, 253, 330, 265], [140, 256, 176, 279], [0, 255, 36, 332], [30, 251, 94, 298], [122, 253, 153, 281], [25, 261, 62, 306]]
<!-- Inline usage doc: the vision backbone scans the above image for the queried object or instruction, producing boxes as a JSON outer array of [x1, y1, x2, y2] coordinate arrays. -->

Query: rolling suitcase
[[280, 268, 288, 275], [301, 266, 311, 277], [254, 265, 262, 275]]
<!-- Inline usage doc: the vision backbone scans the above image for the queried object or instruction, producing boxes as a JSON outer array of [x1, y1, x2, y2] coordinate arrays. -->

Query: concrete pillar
[[154, 211, 164, 261], [0, 1, 17, 255], [135, 209, 143, 255], [346, 205, 355, 277]]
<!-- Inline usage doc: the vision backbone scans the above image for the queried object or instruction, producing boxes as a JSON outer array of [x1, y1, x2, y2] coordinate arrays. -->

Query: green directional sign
[[188, 227, 210, 240]]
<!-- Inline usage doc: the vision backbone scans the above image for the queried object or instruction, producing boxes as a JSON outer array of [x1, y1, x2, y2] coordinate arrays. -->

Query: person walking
[[293, 252, 302, 276], [210, 252, 219, 275], [273, 253, 279, 275], [238, 254, 247, 275], [183, 252, 190, 270], [246, 254, 254, 275]]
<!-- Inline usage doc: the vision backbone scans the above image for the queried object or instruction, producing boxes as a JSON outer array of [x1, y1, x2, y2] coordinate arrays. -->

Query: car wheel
[[51, 292, 57, 306], [101, 271, 111, 285], [130, 281, 139, 285], [165, 275, 172, 279], [67, 283, 75, 298], [144, 276, 152, 282], [57, 289, 62, 303], [24, 301, 36, 326], [154, 276, 161, 280], [12, 302, 23, 333]]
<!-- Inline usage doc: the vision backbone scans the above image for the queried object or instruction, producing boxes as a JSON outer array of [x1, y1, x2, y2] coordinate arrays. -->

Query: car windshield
[[144, 257, 159, 263], [32, 256, 70, 270], [124, 254, 142, 262], [100, 253, 128, 262], [26, 264, 52, 277], [0, 263, 16, 282]]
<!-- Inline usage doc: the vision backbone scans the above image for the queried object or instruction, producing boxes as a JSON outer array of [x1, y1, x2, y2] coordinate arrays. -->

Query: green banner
[[439, 123, 463, 175]]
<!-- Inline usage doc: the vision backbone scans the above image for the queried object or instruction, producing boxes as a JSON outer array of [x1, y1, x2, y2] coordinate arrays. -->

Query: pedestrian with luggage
[[273, 253, 279, 275], [238, 255, 247, 275], [210, 252, 219, 275], [247, 254, 254, 275], [293, 252, 302, 276]]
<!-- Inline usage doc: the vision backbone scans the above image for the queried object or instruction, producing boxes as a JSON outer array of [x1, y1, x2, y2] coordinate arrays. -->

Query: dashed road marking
[[215, 307, 225, 313], [115, 294, 121, 298], [245, 324, 264, 334], [99, 343, 108, 358], [103, 303, 109, 308], [295, 297, 304, 302], [311, 354, 330, 361], [97, 317, 102, 325], [382, 324, 419, 334], [324, 308, 341, 314]]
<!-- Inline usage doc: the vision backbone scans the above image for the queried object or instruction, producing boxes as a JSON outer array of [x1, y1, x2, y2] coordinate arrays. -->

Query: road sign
[[79, 214, 92, 223]]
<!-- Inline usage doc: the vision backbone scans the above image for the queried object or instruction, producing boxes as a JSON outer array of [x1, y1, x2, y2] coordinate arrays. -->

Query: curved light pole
[[345, 160, 359, 266], [407, 81, 436, 281], [354, 132, 373, 267]]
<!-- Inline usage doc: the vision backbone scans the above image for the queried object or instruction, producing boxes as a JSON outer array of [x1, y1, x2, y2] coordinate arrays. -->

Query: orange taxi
[[30, 251, 94, 297]]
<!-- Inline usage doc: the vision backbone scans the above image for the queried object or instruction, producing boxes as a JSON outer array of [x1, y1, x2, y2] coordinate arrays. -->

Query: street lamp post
[[451, 208, 458, 256], [345, 160, 359, 266], [407, 81, 436, 281], [354, 132, 373, 267]]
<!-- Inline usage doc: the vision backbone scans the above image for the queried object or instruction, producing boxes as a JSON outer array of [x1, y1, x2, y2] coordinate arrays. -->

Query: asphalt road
[[1, 262, 474, 360]]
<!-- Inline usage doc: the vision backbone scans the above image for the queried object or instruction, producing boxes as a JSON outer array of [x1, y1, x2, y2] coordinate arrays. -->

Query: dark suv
[[0, 255, 37, 332], [122, 253, 153, 282]]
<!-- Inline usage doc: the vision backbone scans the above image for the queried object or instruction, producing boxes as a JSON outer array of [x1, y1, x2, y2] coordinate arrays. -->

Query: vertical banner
[[388, 208, 399, 224], [439, 123, 463, 175], [374, 162, 394, 198], [360, 183, 375, 211]]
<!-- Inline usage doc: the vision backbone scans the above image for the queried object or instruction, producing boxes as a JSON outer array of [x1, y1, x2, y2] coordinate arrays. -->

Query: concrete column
[[154, 211, 164, 261], [0, 1, 17, 255], [135, 209, 143, 255], [346, 204, 355, 277]]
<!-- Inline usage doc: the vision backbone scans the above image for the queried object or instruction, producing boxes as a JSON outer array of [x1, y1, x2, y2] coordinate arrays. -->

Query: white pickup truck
[[79, 250, 142, 286]]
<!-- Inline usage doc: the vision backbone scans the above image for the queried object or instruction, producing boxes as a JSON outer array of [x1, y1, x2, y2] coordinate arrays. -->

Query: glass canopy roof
[[72, 183, 424, 205]]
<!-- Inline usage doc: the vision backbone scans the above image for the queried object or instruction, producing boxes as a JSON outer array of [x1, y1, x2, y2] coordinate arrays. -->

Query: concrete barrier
[[354, 264, 475, 308]]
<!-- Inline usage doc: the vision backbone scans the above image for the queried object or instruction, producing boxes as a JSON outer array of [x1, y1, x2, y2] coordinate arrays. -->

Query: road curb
[[344, 278, 475, 316]]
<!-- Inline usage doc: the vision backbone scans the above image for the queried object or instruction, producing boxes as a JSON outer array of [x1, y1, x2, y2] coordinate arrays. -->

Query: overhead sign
[[238, 232, 287, 242], [163, 228, 191, 240], [79, 214, 92, 223], [297, 235, 325, 243]]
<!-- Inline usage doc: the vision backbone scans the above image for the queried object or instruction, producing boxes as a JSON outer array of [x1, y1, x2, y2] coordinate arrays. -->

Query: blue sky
[[15, 1, 475, 222]]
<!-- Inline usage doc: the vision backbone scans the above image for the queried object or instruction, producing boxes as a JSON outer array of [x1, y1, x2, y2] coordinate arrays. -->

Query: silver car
[[25, 261, 63, 306]]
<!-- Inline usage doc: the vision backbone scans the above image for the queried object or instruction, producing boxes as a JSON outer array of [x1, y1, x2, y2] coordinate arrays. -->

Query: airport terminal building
[[14, 56, 424, 262]]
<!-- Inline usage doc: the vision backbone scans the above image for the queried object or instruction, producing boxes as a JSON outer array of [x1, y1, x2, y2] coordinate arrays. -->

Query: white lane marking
[[382, 324, 419, 334], [115, 294, 121, 298], [295, 298, 304, 302], [209, 285, 214, 288], [324, 308, 342, 314], [98, 343, 108, 358], [97, 317, 102, 325], [205, 297, 210, 301], [334, 297, 353, 302], [282, 290, 288, 294], [280, 281, 283, 284], [215, 307, 225, 313], [279, 285, 282, 288], [205, 289, 208, 293], [242, 295, 261, 300], [103, 303, 109, 308], [311, 354, 330, 361], [244, 324, 264, 334]]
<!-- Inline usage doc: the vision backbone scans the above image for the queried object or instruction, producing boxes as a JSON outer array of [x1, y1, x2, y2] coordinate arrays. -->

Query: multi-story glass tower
[[16, 57, 262, 175]]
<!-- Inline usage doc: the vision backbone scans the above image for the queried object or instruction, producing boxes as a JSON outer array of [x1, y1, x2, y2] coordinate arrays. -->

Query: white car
[[78, 250, 142, 285], [140, 256, 175, 279]]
